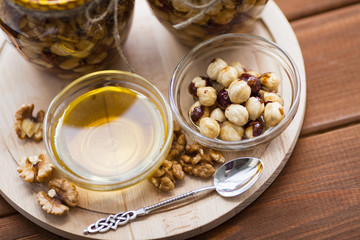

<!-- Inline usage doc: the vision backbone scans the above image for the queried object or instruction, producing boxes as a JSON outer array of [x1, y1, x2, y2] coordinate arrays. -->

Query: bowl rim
[[169, 33, 301, 150], [43, 70, 174, 190]]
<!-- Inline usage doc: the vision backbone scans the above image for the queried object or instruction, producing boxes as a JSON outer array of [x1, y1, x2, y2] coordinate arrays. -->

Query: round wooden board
[[0, 1, 306, 239]]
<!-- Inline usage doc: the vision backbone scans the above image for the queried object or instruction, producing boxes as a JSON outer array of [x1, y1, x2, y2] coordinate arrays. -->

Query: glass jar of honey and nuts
[[147, 0, 268, 46], [0, 0, 134, 79]]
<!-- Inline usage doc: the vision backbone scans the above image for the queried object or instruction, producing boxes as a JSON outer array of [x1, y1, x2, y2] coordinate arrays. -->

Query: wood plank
[[291, 4, 360, 136], [0, 214, 64, 240], [0, 196, 16, 217], [274, 0, 359, 20], [17, 233, 66, 240], [193, 123, 360, 239]]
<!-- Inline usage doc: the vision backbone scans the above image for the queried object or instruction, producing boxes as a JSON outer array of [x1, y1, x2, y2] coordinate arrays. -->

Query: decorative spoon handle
[[83, 185, 215, 234]]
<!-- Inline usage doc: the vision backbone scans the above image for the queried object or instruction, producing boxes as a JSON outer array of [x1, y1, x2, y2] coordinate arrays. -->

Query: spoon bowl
[[215, 157, 263, 197]]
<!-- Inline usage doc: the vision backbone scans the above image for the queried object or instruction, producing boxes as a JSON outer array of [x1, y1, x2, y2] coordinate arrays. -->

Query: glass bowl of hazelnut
[[169, 33, 301, 151]]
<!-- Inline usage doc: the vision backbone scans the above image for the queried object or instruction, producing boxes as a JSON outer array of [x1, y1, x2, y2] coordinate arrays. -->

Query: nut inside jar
[[188, 57, 284, 141], [147, 0, 269, 46], [0, 0, 134, 79]]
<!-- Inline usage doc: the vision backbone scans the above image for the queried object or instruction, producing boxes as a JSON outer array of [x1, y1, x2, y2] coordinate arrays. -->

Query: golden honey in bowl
[[51, 85, 166, 184]]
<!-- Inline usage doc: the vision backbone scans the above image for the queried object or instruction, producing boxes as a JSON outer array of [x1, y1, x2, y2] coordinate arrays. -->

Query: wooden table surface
[[1, 0, 360, 239]]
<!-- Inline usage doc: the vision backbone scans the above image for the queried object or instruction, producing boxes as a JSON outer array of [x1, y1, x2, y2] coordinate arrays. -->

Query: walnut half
[[150, 160, 185, 192], [17, 152, 54, 183], [179, 142, 225, 178], [37, 179, 78, 216], [49, 179, 78, 207], [14, 104, 44, 141], [37, 190, 69, 216]]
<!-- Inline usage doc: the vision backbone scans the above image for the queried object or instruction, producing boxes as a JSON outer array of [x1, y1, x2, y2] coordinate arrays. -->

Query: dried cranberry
[[191, 106, 205, 123], [252, 122, 264, 137], [247, 120, 264, 137], [188, 76, 212, 97], [240, 73, 261, 96], [216, 89, 232, 110], [188, 82, 197, 97]]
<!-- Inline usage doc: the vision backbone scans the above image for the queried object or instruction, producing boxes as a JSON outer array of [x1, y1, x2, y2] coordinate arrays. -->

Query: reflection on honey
[[52, 86, 166, 183]]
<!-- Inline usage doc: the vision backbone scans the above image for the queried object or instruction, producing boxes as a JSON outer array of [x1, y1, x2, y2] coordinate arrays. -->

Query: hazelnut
[[223, 0, 236, 9], [186, 10, 211, 25], [207, 58, 228, 80], [228, 80, 251, 104], [225, 104, 249, 126], [245, 96, 265, 120], [264, 102, 284, 127], [213, 9, 235, 25], [260, 72, 280, 91], [229, 62, 246, 77], [188, 76, 211, 97], [264, 92, 284, 105], [217, 66, 238, 87], [216, 88, 232, 110], [245, 120, 264, 139], [205, 1, 223, 15], [172, 0, 192, 12], [220, 121, 244, 141], [245, 70, 261, 78], [189, 101, 210, 125], [240, 72, 261, 96], [211, 80, 225, 92], [236, 0, 257, 12], [258, 89, 266, 99], [197, 87, 217, 106], [210, 108, 226, 123], [199, 117, 220, 139]]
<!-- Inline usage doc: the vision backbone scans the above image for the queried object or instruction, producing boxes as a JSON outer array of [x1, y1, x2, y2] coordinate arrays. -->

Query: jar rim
[[11, 0, 92, 11]]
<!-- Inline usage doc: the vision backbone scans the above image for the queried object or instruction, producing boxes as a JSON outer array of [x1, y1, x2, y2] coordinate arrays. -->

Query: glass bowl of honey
[[43, 70, 173, 190]]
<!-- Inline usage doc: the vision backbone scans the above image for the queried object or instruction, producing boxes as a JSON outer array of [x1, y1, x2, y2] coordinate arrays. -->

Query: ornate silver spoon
[[84, 157, 263, 234]]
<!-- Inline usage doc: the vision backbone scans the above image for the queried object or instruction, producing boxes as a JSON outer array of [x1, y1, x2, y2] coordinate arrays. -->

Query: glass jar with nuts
[[0, 0, 134, 79], [147, 0, 268, 46]]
